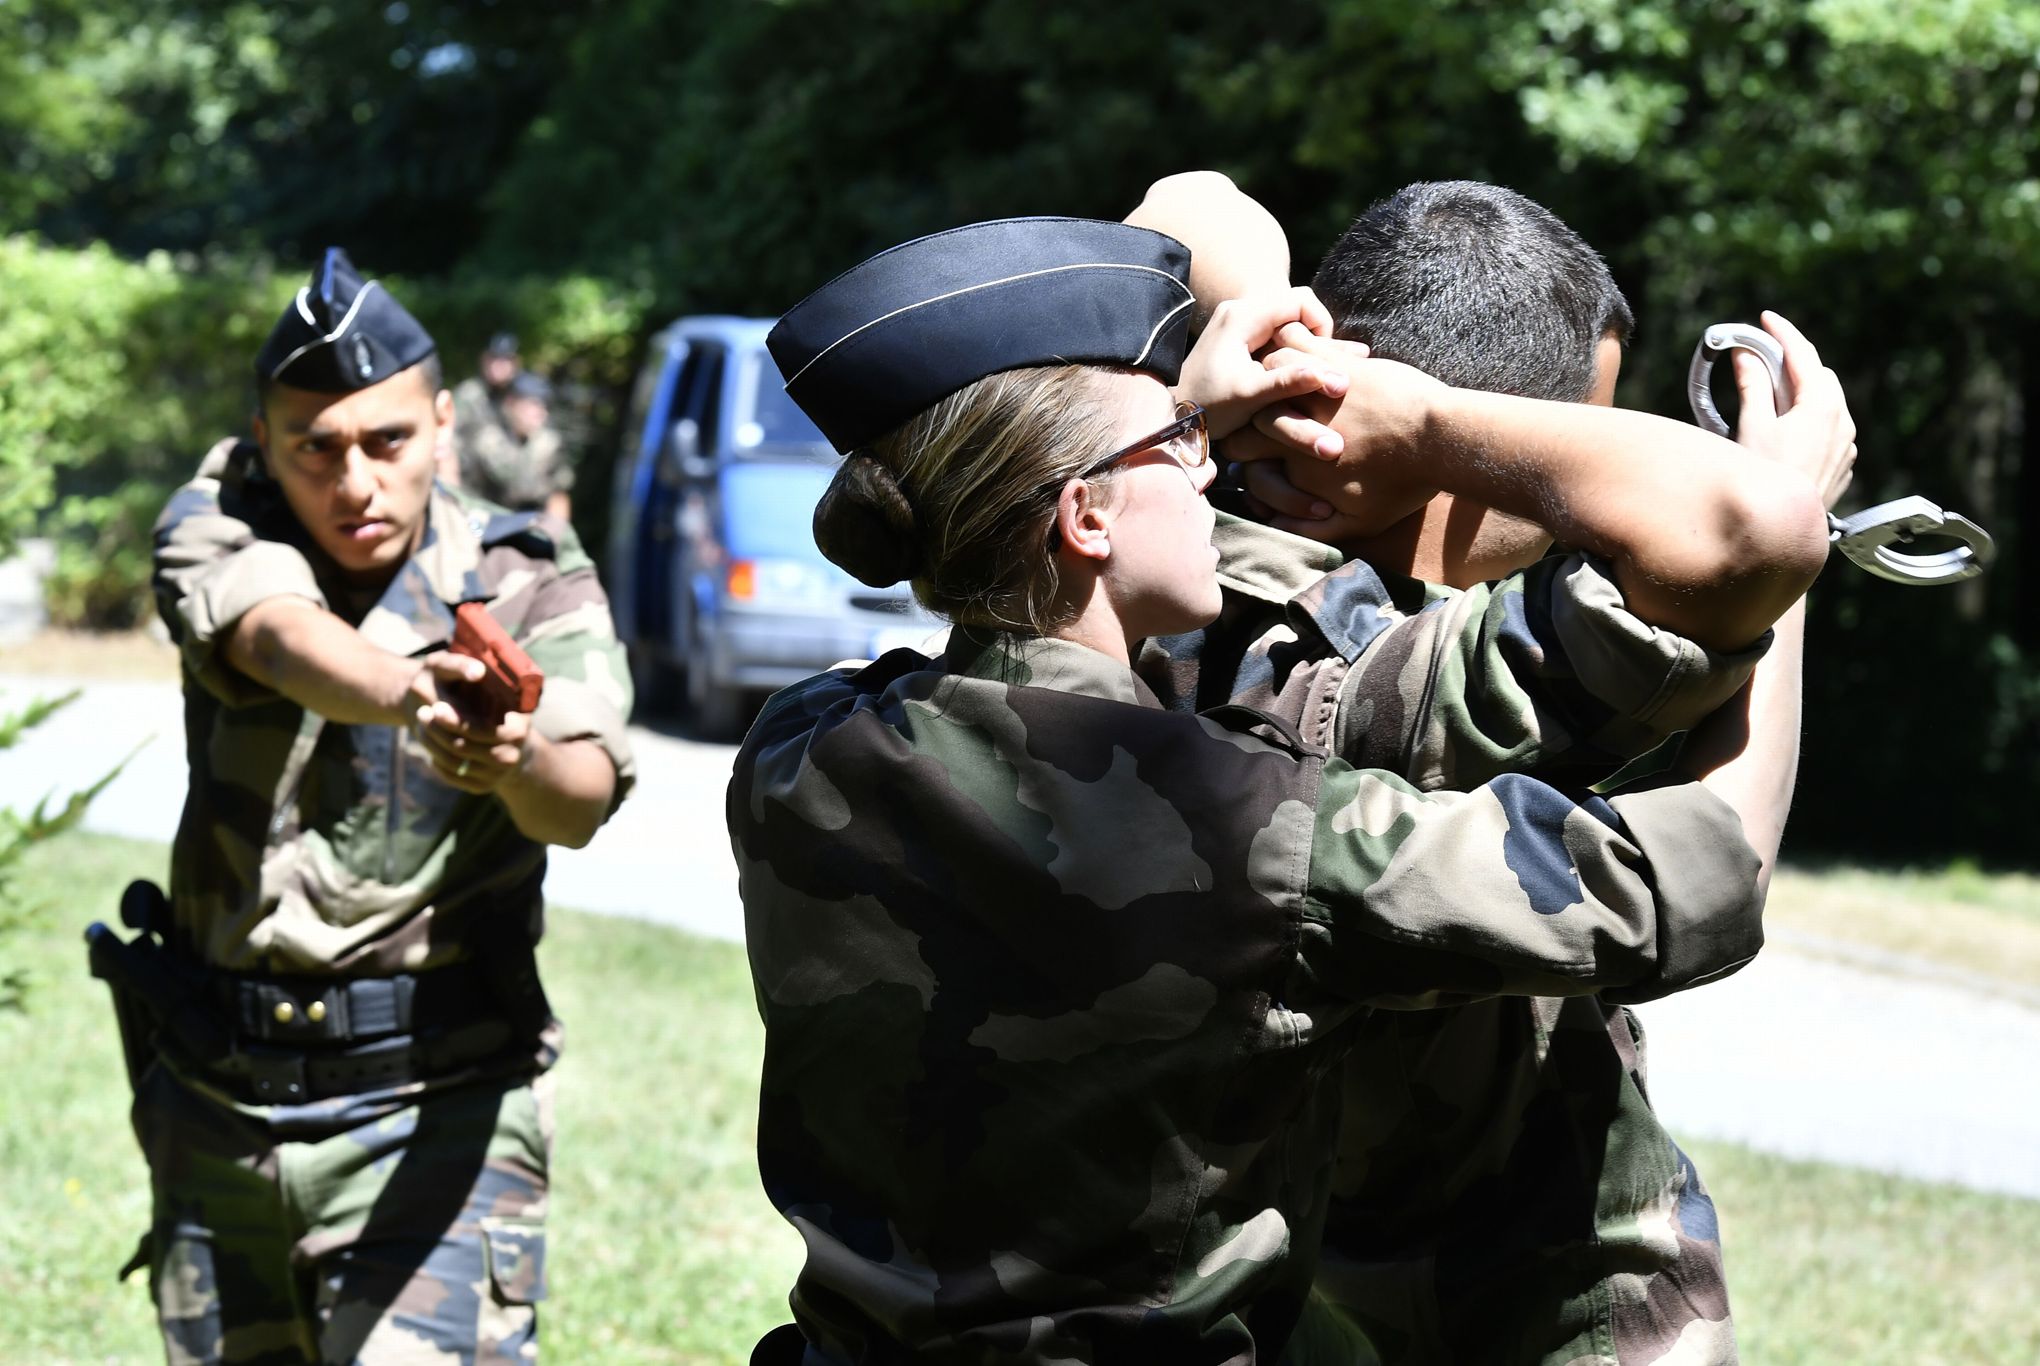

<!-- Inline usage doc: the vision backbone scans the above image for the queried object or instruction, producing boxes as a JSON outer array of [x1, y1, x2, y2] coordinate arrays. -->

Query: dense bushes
[[0, 236, 648, 624], [0, 239, 262, 560]]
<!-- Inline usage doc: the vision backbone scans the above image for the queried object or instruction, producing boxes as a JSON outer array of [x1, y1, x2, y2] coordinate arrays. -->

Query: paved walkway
[[5, 673, 2036, 1199]]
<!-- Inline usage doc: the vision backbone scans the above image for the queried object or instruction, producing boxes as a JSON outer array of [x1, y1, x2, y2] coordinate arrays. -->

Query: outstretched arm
[[224, 594, 618, 849], [156, 452, 622, 849], [226, 595, 445, 726]]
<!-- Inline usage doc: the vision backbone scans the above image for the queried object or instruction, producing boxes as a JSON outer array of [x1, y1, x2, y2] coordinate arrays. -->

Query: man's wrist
[[1412, 387, 1547, 512], [1369, 368, 1449, 472], [494, 728, 547, 798], [381, 656, 430, 728]]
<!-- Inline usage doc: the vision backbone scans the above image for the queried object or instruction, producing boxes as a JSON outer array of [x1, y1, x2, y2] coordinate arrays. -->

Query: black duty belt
[[217, 961, 498, 1046], [220, 1026, 519, 1105], [200, 961, 520, 1104]]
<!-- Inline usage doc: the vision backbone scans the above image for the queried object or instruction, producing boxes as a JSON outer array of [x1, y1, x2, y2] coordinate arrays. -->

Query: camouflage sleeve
[[1330, 551, 1770, 790], [511, 517, 636, 804], [457, 420, 519, 507], [451, 377, 496, 435], [1298, 761, 1763, 1010], [151, 440, 326, 707]]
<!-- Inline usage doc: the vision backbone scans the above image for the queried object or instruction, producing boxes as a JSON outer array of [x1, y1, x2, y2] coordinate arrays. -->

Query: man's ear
[[435, 387, 456, 429], [1053, 478, 1113, 563], [250, 411, 273, 473]]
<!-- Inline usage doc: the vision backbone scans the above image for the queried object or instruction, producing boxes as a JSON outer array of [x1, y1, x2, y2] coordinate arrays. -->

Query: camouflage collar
[[352, 485, 484, 658], [1211, 509, 1419, 662], [1214, 509, 1348, 605], [944, 627, 1164, 709], [416, 483, 486, 602]]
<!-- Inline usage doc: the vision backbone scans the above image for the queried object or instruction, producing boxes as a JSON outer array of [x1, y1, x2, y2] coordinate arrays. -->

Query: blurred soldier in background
[[120, 250, 633, 1363], [447, 331, 521, 489], [453, 332, 521, 428], [457, 342, 574, 519], [492, 372, 574, 520]]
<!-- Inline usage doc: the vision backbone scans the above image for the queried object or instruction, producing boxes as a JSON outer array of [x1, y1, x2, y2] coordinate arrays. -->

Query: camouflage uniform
[[1137, 511, 1766, 1366], [730, 624, 1762, 1365], [136, 438, 634, 1363], [452, 376, 574, 513]]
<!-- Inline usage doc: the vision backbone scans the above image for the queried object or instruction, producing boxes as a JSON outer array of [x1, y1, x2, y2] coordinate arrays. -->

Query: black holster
[[85, 881, 228, 1091], [88, 880, 550, 1102]]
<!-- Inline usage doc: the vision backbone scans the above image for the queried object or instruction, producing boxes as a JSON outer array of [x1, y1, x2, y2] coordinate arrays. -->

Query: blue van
[[606, 316, 941, 735]]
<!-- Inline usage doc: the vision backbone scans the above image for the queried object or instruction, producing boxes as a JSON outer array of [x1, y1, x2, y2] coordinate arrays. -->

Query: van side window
[[624, 353, 665, 464], [672, 342, 727, 465], [655, 349, 700, 486]]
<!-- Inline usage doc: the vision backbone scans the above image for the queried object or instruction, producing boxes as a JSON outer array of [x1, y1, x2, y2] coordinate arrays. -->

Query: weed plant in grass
[[2, 834, 2035, 1364]]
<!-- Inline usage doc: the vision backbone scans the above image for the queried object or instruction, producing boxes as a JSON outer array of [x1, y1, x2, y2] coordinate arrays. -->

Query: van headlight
[[725, 558, 834, 609]]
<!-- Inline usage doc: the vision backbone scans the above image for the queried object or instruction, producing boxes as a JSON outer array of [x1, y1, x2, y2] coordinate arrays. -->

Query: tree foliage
[[4, 0, 583, 271], [0, 235, 645, 616]]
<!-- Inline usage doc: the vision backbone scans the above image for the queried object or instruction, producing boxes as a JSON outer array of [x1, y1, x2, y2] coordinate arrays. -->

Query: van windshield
[[732, 352, 834, 461]]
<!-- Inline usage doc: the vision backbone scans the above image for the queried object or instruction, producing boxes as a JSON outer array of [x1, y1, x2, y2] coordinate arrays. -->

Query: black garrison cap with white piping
[[767, 217, 1196, 453], [254, 248, 437, 393]]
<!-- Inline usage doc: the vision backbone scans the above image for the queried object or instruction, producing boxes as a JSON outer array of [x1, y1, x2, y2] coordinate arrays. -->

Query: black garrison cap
[[768, 217, 1196, 452], [254, 248, 437, 393]]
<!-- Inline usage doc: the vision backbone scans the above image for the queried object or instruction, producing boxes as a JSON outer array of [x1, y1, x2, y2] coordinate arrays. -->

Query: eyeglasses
[[1075, 401, 1210, 481], [1046, 401, 1211, 550]]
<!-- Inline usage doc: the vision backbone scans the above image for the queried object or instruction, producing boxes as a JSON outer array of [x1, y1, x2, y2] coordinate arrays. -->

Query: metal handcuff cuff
[[1686, 323, 1994, 585]]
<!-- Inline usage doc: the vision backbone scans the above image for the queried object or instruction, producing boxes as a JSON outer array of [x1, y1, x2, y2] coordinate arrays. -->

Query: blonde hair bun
[[813, 453, 922, 588]]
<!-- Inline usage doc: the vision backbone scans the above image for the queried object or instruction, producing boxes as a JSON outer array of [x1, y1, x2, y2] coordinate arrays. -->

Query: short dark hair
[[1311, 181, 1633, 403], [254, 350, 444, 410]]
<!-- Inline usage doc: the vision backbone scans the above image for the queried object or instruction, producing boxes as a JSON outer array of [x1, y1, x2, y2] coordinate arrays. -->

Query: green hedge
[[0, 236, 649, 626], [0, 239, 264, 563]]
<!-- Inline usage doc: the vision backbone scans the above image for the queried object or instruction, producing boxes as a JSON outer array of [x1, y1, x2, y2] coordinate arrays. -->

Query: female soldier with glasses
[[731, 217, 1826, 1365]]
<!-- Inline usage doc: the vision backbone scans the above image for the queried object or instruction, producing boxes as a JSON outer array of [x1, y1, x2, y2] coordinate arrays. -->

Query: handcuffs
[[1687, 323, 1995, 585]]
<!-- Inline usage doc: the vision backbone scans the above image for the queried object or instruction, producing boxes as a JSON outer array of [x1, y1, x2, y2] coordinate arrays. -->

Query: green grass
[[0, 833, 799, 1365], [1767, 860, 2040, 990], [1687, 1141, 2040, 1365], [3, 835, 2036, 1364]]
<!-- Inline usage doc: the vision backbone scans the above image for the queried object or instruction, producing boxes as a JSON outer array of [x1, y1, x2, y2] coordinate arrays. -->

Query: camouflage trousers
[[128, 1060, 551, 1365], [1289, 997, 1736, 1366]]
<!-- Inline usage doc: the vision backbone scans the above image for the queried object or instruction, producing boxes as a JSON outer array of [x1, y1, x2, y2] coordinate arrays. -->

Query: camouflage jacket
[[453, 376, 573, 512], [729, 627, 1762, 1365], [1137, 512, 1764, 1366], [1139, 512, 1767, 791], [152, 439, 634, 979]]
